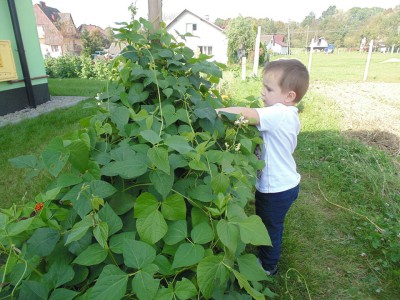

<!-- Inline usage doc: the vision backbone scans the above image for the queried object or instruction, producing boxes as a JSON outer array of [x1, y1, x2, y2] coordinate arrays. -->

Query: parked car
[[92, 50, 106, 59], [324, 44, 335, 54]]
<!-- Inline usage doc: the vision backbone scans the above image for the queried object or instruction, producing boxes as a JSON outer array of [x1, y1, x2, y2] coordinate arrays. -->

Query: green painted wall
[[0, 0, 48, 92]]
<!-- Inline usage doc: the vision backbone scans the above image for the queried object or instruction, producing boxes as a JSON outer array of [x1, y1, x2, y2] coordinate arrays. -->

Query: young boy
[[216, 59, 309, 275]]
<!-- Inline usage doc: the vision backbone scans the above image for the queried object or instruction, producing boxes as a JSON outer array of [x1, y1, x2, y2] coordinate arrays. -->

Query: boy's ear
[[285, 91, 297, 103]]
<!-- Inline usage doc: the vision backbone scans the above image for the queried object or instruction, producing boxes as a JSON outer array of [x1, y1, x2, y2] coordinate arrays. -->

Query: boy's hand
[[215, 107, 260, 125]]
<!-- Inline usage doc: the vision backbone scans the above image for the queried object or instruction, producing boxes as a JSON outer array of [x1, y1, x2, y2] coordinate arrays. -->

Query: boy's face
[[261, 71, 293, 107]]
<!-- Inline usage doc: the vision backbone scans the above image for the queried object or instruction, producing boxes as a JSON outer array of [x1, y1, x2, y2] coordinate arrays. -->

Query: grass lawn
[[1, 52, 400, 299], [48, 78, 107, 96]]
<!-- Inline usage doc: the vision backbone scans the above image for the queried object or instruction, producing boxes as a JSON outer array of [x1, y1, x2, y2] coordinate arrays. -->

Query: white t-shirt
[[255, 103, 300, 193]]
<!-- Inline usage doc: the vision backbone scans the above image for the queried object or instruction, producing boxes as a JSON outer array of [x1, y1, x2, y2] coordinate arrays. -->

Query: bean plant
[[1, 18, 274, 299]]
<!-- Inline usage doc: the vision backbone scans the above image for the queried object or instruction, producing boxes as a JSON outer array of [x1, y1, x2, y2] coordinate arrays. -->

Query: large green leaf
[[191, 222, 214, 244], [193, 101, 216, 124], [211, 173, 230, 194], [147, 147, 170, 174], [89, 180, 117, 198], [216, 219, 239, 253], [155, 287, 174, 300], [89, 265, 128, 300], [161, 194, 186, 220], [136, 210, 168, 244], [49, 288, 79, 300], [232, 269, 265, 300], [19, 280, 50, 300], [64, 215, 93, 245], [164, 135, 193, 154], [101, 157, 148, 179], [128, 88, 149, 105], [172, 243, 204, 269], [43, 262, 75, 289], [93, 222, 109, 248], [162, 88, 173, 98], [237, 215, 272, 246], [131, 271, 160, 300], [162, 105, 178, 127], [67, 231, 92, 256], [197, 254, 229, 299], [110, 106, 130, 130], [237, 254, 268, 282], [149, 169, 174, 199], [42, 137, 69, 177], [163, 220, 187, 245], [98, 203, 123, 236], [174, 278, 197, 300], [66, 139, 89, 172], [8, 154, 38, 169], [73, 244, 108, 266], [133, 192, 159, 218], [188, 185, 213, 202], [26, 228, 60, 256], [123, 240, 156, 269], [7, 217, 34, 236], [61, 183, 91, 218], [109, 231, 136, 254], [108, 192, 135, 215], [140, 129, 162, 145], [154, 255, 174, 276], [56, 173, 83, 188]]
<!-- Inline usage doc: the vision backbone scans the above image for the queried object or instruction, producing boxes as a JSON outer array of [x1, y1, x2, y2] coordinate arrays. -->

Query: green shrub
[[45, 55, 113, 80], [79, 55, 97, 79], [44, 55, 82, 78], [1, 19, 273, 299]]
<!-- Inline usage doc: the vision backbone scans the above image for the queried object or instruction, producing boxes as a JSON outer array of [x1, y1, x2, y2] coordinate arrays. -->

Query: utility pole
[[148, 0, 162, 32], [305, 26, 309, 51]]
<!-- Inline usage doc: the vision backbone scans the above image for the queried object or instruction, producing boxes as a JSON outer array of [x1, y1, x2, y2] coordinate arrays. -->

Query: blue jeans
[[255, 184, 299, 271]]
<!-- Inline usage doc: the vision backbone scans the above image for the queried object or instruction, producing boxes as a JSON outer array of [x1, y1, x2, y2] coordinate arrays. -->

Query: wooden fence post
[[241, 56, 246, 80], [307, 38, 314, 73], [363, 40, 373, 81], [252, 26, 261, 77]]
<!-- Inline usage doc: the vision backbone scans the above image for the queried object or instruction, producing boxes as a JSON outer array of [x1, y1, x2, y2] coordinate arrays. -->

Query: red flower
[[34, 202, 44, 212]]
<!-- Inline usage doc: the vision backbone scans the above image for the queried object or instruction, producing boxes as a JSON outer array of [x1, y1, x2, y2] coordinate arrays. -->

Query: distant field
[[266, 50, 400, 83]]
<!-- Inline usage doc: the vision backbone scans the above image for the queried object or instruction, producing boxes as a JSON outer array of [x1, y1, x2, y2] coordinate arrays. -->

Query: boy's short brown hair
[[263, 59, 309, 102]]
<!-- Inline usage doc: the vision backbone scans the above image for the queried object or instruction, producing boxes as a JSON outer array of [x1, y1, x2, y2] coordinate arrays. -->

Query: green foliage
[[226, 16, 257, 63], [45, 56, 113, 80], [221, 6, 399, 50], [81, 29, 104, 57], [44, 55, 82, 78], [1, 19, 272, 299]]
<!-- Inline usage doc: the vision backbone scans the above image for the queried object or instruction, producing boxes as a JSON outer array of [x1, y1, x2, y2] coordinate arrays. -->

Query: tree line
[[215, 5, 400, 62]]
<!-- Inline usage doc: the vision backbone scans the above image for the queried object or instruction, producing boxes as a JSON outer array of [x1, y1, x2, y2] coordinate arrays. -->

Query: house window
[[37, 26, 45, 38], [198, 46, 212, 55], [186, 23, 197, 33], [51, 45, 59, 52]]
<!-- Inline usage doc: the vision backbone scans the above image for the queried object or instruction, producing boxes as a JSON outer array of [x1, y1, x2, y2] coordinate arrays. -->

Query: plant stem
[[318, 184, 384, 233]]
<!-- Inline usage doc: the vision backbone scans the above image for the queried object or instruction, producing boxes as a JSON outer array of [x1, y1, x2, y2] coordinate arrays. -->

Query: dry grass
[[310, 81, 400, 157]]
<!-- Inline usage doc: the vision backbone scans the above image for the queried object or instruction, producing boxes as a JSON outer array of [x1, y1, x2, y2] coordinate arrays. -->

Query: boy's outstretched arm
[[215, 107, 260, 125]]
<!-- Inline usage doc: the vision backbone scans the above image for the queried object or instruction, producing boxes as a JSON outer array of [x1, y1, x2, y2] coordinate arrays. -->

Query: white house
[[308, 37, 329, 51], [261, 34, 288, 55], [166, 9, 228, 64]]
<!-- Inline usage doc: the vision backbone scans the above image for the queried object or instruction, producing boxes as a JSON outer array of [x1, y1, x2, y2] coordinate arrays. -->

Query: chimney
[[39, 1, 46, 7]]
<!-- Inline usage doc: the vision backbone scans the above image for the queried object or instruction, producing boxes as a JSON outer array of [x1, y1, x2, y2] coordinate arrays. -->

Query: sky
[[32, 0, 400, 29]]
